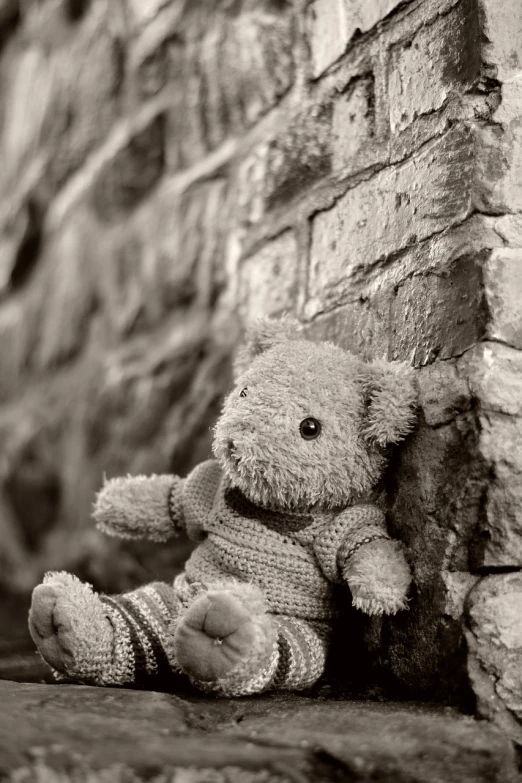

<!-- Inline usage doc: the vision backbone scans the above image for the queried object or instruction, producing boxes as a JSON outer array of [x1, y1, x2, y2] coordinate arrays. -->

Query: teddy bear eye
[[239, 387, 248, 398], [300, 418, 321, 440]]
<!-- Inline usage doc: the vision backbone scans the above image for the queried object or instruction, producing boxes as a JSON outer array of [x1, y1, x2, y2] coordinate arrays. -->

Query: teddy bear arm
[[179, 459, 223, 541], [314, 504, 387, 582], [93, 474, 186, 542]]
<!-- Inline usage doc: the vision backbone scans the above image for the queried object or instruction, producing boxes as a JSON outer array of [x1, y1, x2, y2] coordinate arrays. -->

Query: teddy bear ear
[[358, 359, 418, 447], [234, 315, 302, 378]]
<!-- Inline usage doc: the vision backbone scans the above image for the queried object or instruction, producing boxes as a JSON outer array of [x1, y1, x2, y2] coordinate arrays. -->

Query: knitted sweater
[[168, 460, 389, 622]]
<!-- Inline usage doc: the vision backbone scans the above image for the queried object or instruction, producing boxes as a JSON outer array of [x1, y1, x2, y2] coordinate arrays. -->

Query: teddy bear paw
[[28, 571, 113, 680], [344, 539, 411, 616], [171, 583, 277, 692], [350, 583, 409, 615]]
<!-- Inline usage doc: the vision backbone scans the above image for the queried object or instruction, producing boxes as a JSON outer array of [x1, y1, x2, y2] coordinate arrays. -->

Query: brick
[[91, 114, 166, 222], [460, 343, 522, 566], [383, 414, 488, 700], [484, 248, 522, 349], [265, 102, 332, 211], [332, 75, 374, 170], [388, 1, 480, 133], [235, 143, 270, 229], [475, 80, 522, 214], [302, 292, 392, 361], [468, 573, 522, 738], [308, 128, 474, 316], [460, 341, 522, 418], [239, 231, 298, 319], [0, 7, 124, 191], [127, 0, 169, 28], [167, 3, 294, 169], [97, 179, 228, 337], [217, 5, 295, 131], [441, 571, 479, 620], [418, 362, 471, 427], [482, 433, 522, 568], [0, 196, 42, 297], [36, 210, 97, 368], [308, 0, 402, 77], [481, 0, 522, 81], [391, 255, 488, 366], [0, 301, 33, 402]]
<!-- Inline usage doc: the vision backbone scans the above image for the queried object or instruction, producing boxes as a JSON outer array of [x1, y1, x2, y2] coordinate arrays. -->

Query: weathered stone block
[[307, 0, 402, 77], [418, 361, 471, 427], [308, 128, 474, 316], [475, 80, 522, 214], [0, 5, 124, 194], [265, 102, 332, 211], [91, 113, 165, 222], [96, 178, 228, 338], [36, 211, 98, 368], [484, 248, 522, 349], [303, 291, 393, 361], [0, 196, 42, 296], [0, 681, 519, 782], [235, 143, 270, 229], [388, 0, 480, 133], [480, 0, 522, 81], [332, 74, 374, 170], [476, 413, 522, 567], [166, 2, 294, 169], [221, 4, 294, 129], [461, 341, 522, 417], [380, 413, 488, 700], [127, 0, 169, 28], [239, 231, 298, 319], [391, 256, 488, 366], [467, 573, 522, 743], [458, 343, 522, 567], [0, 301, 32, 401]]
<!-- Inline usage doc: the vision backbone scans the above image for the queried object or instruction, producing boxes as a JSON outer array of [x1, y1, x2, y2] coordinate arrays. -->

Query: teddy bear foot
[[29, 571, 115, 682], [172, 583, 278, 695]]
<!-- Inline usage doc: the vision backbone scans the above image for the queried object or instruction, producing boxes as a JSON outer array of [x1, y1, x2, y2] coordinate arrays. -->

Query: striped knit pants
[[85, 582, 330, 693]]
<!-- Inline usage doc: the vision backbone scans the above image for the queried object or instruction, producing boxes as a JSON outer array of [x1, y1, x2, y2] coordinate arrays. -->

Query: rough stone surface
[[239, 232, 299, 319], [332, 74, 375, 170], [307, 128, 473, 316], [483, 248, 522, 349], [265, 102, 332, 211], [418, 361, 472, 427], [0, 681, 518, 783], [388, 1, 480, 133], [480, 0, 522, 81], [390, 255, 488, 365], [467, 573, 522, 743], [307, 0, 403, 77], [458, 343, 522, 567]]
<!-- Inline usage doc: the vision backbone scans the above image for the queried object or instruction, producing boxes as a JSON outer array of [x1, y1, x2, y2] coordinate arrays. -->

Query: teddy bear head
[[212, 318, 417, 512]]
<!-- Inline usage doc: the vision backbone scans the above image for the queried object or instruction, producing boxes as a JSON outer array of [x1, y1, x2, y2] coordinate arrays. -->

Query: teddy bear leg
[[171, 582, 329, 695], [29, 572, 182, 685], [270, 616, 330, 691]]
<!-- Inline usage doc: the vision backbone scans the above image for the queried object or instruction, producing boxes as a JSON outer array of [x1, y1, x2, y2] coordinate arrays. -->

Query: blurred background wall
[[1, 0, 522, 725]]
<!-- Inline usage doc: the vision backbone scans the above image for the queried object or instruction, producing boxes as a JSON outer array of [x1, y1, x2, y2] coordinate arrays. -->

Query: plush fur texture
[[343, 539, 412, 615], [29, 317, 417, 696], [94, 474, 183, 542], [214, 327, 415, 511]]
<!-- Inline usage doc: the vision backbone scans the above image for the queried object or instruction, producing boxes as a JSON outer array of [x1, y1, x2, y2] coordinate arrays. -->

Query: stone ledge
[[0, 680, 519, 783]]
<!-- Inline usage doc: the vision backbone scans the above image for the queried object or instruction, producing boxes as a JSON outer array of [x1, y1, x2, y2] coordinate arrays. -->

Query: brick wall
[[1, 0, 522, 720]]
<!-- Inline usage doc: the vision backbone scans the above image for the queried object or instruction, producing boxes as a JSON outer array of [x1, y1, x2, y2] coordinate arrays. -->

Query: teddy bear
[[28, 317, 417, 697]]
